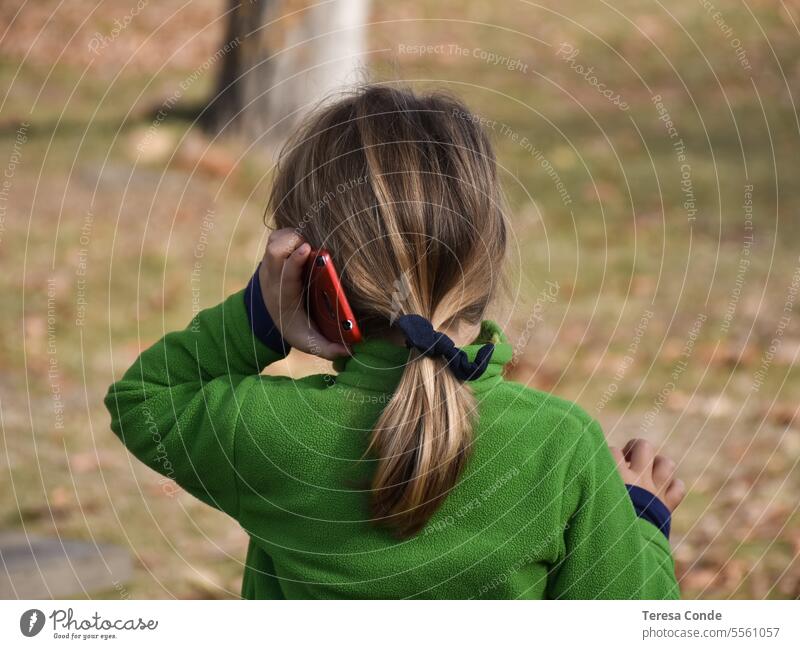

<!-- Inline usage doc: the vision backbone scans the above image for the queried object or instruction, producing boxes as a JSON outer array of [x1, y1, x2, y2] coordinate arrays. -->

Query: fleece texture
[[104, 286, 680, 599]]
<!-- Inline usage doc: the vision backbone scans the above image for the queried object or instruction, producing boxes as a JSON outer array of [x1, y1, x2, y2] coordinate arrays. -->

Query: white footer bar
[[1, 600, 797, 648]]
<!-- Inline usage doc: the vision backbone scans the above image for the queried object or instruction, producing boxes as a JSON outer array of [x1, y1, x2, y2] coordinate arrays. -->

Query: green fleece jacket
[[104, 279, 680, 599]]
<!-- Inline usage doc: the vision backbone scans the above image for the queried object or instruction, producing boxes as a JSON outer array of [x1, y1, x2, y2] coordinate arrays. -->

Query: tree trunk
[[204, 0, 368, 147]]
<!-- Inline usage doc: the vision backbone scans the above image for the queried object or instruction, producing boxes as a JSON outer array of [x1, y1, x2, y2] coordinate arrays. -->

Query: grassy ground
[[1, 0, 799, 598]]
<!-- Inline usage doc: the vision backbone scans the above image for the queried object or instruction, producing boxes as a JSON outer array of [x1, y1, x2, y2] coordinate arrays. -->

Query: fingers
[[262, 230, 309, 319], [620, 437, 685, 513], [609, 445, 634, 483], [282, 242, 311, 287], [623, 438, 654, 472], [315, 339, 351, 361], [263, 228, 305, 279], [301, 323, 350, 360], [652, 454, 677, 486], [664, 478, 686, 512]]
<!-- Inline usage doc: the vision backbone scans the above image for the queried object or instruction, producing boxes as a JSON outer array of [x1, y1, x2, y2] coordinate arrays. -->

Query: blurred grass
[[1, 0, 799, 598]]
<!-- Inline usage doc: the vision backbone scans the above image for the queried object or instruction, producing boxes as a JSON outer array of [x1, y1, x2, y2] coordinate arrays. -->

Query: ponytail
[[368, 351, 476, 537]]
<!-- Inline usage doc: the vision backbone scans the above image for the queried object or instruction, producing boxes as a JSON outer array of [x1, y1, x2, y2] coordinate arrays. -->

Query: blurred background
[[1, 0, 799, 599]]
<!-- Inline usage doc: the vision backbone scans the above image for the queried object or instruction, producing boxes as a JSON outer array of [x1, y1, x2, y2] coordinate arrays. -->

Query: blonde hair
[[270, 85, 507, 536]]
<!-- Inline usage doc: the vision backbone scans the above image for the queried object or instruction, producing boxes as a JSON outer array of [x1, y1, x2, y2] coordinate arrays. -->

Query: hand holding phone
[[257, 229, 351, 360]]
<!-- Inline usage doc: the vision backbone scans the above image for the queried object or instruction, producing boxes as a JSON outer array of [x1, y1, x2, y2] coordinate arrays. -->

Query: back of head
[[269, 84, 507, 536]]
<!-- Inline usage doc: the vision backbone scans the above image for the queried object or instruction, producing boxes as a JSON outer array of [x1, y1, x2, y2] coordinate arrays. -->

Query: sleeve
[[546, 419, 680, 600], [103, 269, 289, 518]]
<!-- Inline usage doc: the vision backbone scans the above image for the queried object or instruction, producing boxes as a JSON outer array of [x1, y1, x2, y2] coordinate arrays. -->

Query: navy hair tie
[[395, 314, 494, 382]]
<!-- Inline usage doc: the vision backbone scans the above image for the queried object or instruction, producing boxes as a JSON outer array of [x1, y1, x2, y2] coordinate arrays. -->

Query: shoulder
[[493, 379, 598, 431], [489, 380, 616, 514], [485, 379, 605, 458], [472, 379, 611, 528]]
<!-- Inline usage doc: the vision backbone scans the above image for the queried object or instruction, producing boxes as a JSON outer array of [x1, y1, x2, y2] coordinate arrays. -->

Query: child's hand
[[610, 439, 686, 513], [258, 228, 350, 360]]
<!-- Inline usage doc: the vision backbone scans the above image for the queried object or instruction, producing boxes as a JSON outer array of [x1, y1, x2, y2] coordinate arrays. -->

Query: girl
[[105, 84, 684, 599]]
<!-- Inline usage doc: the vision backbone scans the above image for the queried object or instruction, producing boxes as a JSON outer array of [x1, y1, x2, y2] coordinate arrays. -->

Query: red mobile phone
[[304, 248, 363, 345]]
